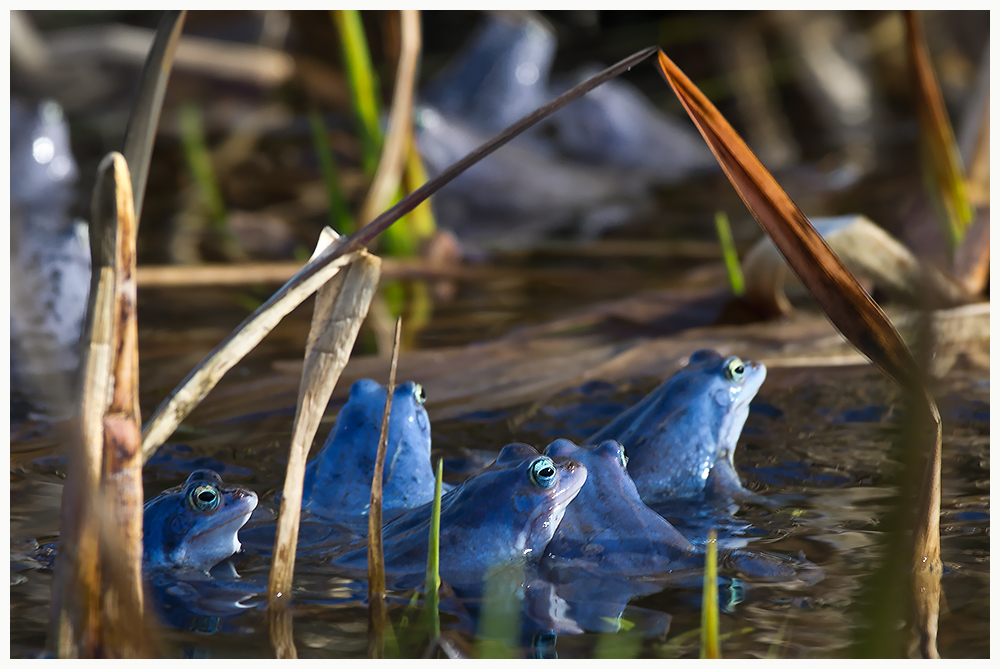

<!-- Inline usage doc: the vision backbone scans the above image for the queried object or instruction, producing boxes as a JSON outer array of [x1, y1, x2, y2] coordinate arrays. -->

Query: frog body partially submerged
[[329, 443, 587, 588], [586, 350, 767, 504], [542, 439, 699, 575], [143, 469, 258, 573], [302, 379, 435, 518]]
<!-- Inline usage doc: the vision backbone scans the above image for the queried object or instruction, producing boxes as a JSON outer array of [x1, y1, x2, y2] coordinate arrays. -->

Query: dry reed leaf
[[905, 10, 974, 252], [267, 228, 382, 658], [49, 152, 121, 657], [657, 47, 943, 658], [97, 154, 147, 657]]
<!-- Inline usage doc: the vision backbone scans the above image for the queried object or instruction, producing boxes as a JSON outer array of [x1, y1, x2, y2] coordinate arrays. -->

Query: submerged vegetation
[[9, 9, 989, 659]]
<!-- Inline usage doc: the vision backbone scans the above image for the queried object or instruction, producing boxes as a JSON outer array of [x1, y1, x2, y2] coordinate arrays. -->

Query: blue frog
[[586, 350, 768, 504], [302, 378, 436, 518], [143, 469, 258, 574], [328, 443, 587, 589]]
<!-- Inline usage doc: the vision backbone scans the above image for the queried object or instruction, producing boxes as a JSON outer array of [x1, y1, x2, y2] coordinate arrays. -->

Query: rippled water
[[10, 344, 989, 657]]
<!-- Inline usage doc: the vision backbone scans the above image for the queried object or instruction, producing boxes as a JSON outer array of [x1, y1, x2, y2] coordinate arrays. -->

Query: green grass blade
[[379, 188, 419, 257], [476, 560, 524, 658], [332, 10, 383, 176], [308, 109, 355, 235], [178, 103, 243, 258], [714, 211, 745, 296], [701, 530, 721, 659], [403, 133, 437, 240], [424, 458, 443, 640]]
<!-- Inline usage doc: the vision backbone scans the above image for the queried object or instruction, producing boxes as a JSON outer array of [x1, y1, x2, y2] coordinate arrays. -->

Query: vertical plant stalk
[[267, 228, 382, 658], [368, 317, 404, 659], [122, 10, 186, 225], [48, 153, 122, 657], [333, 9, 383, 175], [97, 154, 148, 657], [700, 530, 721, 659], [905, 10, 974, 253], [714, 211, 745, 296], [359, 9, 423, 255], [424, 458, 443, 641], [308, 110, 355, 235], [909, 387, 943, 659], [656, 47, 943, 657]]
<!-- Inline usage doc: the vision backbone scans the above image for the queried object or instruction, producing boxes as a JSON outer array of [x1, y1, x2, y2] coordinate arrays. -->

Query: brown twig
[[368, 317, 403, 658]]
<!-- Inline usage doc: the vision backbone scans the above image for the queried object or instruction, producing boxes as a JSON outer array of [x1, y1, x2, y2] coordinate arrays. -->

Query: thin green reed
[[701, 530, 721, 659], [425, 458, 443, 639], [714, 211, 745, 297], [332, 10, 383, 176], [308, 110, 355, 235]]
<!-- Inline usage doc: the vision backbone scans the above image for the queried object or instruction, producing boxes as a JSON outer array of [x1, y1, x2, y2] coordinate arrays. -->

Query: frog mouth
[[520, 461, 587, 557], [185, 496, 258, 568]]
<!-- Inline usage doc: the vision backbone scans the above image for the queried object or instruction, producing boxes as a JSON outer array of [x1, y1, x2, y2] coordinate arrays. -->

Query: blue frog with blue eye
[[327, 443, 587, 589], [301, 378, 436, 518], [143, 470, 258, 573], [586, 350, 767, 504]]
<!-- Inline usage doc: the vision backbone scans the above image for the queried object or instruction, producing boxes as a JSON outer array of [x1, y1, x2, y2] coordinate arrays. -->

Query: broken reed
[[266, 228, 382, 659]]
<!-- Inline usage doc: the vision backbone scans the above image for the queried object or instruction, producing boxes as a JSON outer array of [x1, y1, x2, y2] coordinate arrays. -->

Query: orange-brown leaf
[[655, 49, 921, 391]]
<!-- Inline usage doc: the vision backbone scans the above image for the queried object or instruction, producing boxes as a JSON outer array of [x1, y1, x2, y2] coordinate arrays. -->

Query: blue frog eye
[[189, 484, 220, 512], [528, 457, 558, 489], [413, 383, 426, 405], [723, 356, 746, 382]]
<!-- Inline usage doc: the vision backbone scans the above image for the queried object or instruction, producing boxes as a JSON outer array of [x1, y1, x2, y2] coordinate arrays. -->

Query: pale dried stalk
[[49, 153, 122, 657], [267, 229, 382, 658], [98, 154, 148, 657], [357, 9, 421, 226], [907, 386, 943, 659], [369, 316, 403, 659]]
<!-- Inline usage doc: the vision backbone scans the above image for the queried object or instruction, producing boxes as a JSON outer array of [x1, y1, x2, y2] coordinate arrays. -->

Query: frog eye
[[723, 356, 746, 381], [189, 484, 220, 512], [528, 456, 558, 489], [413, 383, 426, 405], [618, 447, 629, 470]]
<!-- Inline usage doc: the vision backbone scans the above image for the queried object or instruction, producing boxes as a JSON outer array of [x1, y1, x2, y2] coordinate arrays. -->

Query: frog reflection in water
[[586, 349, 767, 504], [541, 439, 822, 632], [143, 469, 258, 573], [302, 379, 435, 517], [330, 443, 587, 589], [142, 470, 261, 634]]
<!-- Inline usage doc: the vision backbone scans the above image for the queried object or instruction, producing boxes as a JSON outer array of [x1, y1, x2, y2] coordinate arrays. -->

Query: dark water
[[9, 345, 989, 657]]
